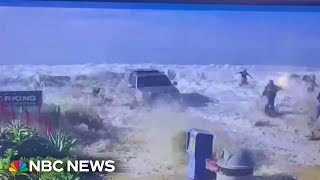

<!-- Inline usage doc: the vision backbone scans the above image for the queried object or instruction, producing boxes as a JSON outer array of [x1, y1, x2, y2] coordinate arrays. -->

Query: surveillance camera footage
[[0, 1, 320, 180]]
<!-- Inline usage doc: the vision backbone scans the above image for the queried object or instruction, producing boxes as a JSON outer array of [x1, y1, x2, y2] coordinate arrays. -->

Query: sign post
[[0, 91, 42, 107], [0, 90, 43, 127]]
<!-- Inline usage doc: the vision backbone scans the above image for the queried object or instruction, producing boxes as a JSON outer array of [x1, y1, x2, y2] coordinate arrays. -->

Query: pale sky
[[0, 2, 320, 66]]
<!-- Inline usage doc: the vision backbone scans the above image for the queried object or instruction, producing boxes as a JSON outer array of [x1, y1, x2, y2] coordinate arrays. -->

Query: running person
[[236, 69, 252, 86], [262, 80, 282, 115]]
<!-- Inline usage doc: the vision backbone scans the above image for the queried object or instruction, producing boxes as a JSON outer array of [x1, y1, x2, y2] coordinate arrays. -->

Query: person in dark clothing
[[316, 92, 320, 119], [302, 74, 318, 92], [302, 74, 310, 82], [262, 80, 282, 114], [92, 87, 100, 97], [308, 74, 318, 92], [236, 69, 252, 86]]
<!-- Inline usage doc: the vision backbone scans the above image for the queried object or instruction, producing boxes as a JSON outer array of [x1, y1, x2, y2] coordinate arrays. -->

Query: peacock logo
[[9, 160, 28, 173]]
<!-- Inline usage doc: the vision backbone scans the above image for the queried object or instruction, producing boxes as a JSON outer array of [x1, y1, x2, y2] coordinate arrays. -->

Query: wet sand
[[109, 174, 186, 180], [297, 166, 320, 180], [109, 166, 320, 180]]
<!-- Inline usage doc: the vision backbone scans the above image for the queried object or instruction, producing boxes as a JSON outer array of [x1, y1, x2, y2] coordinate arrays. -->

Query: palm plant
[[0, 126, 6, 140], [0, 172, 33, 180], [0, 172, 12, 180], [4, 148, 18, 161], [36, 172, 81, 180], [0, 157, 10, 174], [48, 132, 77, 155], [4, 121, 35, 145], [0, 149, 17, 179]]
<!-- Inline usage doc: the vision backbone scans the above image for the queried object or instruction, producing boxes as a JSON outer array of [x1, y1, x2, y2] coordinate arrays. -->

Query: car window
[[137, 75, 172, 88]]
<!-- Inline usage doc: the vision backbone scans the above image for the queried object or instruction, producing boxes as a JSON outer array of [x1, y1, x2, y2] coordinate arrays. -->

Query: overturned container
[[216, 149, 254, 180]]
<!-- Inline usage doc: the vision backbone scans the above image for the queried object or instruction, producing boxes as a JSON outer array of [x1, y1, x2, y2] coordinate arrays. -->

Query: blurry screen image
[[0, 2, 320, 180]]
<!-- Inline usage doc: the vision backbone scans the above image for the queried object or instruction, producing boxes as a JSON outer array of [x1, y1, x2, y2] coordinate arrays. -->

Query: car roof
[[135, 73, 167, 77], [132, 69, 160, 74], [129, 69, 164, 78]]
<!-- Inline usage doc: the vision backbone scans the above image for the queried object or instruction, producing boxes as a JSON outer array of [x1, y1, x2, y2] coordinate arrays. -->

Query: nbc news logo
[[0, 159, 115, 173], [9, 160, 28, 172], [0, 160, 29, 173]]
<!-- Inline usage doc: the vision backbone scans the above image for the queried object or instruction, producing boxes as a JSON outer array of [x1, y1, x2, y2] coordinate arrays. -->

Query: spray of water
[[137, 104, 191, 165]]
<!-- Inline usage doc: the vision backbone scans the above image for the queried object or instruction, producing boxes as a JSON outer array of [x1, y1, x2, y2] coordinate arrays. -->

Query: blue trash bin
[[186, 128, 216, 180]]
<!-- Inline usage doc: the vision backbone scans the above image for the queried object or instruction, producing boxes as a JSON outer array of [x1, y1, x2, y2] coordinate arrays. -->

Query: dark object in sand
[[264, 108, 279, 118], [75, 75, 89, 81], [254, 121, 274, 127], [64, 110, 104, 131], [306, 131, 320, 141], [39, 75, 71, 87], [255, 174, 296, 180], [290, 73, 301, 79]]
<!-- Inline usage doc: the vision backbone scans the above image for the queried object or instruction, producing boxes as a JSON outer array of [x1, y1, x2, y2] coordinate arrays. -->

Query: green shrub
[[34, 171, 81, 180], [48, 132, 77, 155], [0, 127, 5, 139], [16, 135, 63, 159], [3, 122, 35, 145], [1, 122, 77, 159], [0, 122, 82, 179], [4, 148, 18, 161], [0, 172, 32, 180]]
